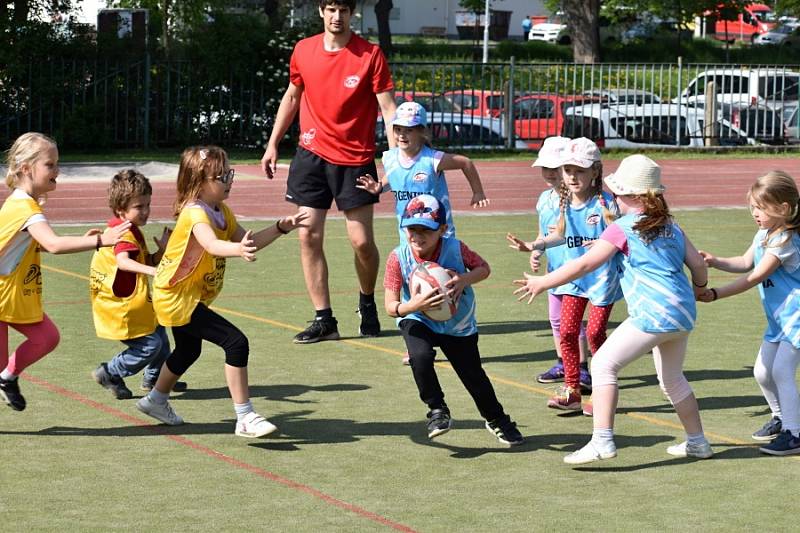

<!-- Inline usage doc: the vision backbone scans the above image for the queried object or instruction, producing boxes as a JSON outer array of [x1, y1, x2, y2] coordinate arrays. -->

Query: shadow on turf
[[477, 319, 622, 336], [570, 443, 763, 472], [617, 395, 767, 415], [617, 366, 756, 392], [174, 383, 370, 402]]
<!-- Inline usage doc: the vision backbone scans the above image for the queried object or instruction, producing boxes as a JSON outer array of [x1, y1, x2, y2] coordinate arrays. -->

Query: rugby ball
[[409, 261, 457, 322]]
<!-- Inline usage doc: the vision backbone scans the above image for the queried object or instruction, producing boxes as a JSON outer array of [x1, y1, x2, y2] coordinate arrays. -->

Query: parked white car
[[561, 103, 758, 148], [582, 89, 662, 105], [376, 113, 528, 150], [678, 68, 798, 141]]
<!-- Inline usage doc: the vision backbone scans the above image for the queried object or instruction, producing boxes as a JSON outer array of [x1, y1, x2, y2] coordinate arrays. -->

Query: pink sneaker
[[547, 386, 582, 411]]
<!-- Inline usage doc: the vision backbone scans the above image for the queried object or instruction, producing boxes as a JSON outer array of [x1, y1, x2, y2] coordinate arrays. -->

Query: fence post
[[143, 50, 151, 149], [675, 56, 682, 147], [506, 56, 515, 149], [704, 81, 718, 146]]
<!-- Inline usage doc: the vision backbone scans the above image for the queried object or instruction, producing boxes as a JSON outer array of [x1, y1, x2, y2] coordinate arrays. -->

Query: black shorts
[[285, 147, 379, 211]]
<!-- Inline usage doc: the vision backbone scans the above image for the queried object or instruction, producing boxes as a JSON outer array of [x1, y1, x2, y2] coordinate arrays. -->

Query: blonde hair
[[108, 169, 152, 215], [747, 170, 800, 247], [173, 146, 228, 218], [555, 161, 615, 235], [4, 132, 57, 190]]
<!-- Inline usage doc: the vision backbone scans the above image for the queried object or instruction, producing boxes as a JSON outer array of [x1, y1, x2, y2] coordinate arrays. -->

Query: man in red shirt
[[261, 0, 396, 344]]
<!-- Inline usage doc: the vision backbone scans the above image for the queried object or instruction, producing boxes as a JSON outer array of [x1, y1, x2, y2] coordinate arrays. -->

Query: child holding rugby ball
[[383, 193, 523, 445]]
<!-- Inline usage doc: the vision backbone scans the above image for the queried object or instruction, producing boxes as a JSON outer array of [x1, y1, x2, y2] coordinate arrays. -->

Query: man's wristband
[[95, 234, 102, 251], [275, 220, 289, 235]]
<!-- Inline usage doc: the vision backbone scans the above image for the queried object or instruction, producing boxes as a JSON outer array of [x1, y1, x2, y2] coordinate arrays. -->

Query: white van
[[561, 103, 757, 148], [679, 68, 798, 139]]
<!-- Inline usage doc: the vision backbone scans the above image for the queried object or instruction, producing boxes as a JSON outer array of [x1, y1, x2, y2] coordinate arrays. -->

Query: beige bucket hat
[[604, 154, 665, 195]]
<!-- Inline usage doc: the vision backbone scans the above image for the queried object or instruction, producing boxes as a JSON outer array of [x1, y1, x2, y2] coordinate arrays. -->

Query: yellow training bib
[[153, 203, 237, 327], [0, 196, 44, 324], [89, 226, 157, 340]]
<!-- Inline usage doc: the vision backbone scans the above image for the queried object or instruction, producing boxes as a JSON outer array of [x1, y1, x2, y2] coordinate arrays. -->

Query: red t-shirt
[[109, 217, 145, 298], [290, 33, 394, 166]]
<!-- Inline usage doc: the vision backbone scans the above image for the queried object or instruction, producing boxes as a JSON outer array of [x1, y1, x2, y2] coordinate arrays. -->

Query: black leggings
[[399, 319, 505, 422], [166, 304, 249, 376]]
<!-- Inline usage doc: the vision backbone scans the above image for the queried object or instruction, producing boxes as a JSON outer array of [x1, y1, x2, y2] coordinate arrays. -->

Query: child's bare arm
[[246, 211, 309, 251], [701, 253, 781, 302], [192, 222, 255, 260], [437, 153, 488, 207], [116, 250, 157, 277], [699, 242, 755, 273], [28, 220, 131, 254]]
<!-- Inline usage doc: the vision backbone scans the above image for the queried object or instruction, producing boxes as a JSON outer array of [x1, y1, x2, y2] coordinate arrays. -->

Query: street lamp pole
[[482, 0, 490, 63]]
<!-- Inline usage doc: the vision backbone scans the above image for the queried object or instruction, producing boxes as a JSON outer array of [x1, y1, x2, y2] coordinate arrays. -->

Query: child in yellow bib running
[[0, 132, 130, 411], [136, 146, 307, 438], [90, 169, 188, 400]]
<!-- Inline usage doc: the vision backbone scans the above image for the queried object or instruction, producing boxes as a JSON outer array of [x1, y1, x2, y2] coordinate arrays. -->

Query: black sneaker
[[140, 378, 188, 393], [92, 363, 133, 400], [752, 416, 782, 441], [293, 316, 340, 344], [486, 415, 524, 446], [356, 302, 381, 337], [426, 407, 452, 438], [759, 430, 800, 456], [0, 376, 26, 411]]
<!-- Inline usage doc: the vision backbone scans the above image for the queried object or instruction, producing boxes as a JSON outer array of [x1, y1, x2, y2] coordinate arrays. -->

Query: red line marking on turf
[[21, 372, 419, 533]]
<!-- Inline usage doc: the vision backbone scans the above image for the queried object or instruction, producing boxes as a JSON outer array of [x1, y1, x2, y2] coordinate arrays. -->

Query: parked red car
[[512, 93, 604, 148], [442, 90, 505, 117]]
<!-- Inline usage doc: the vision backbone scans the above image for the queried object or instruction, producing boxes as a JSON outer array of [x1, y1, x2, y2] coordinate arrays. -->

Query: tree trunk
[[374, 0, 393, 57], [13, 0, 28, 25], [162, 0, 170, 58], [561, 0, 600, 64]]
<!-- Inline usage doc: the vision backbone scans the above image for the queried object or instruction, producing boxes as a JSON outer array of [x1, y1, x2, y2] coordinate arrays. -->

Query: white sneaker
[[136, 396, 184, 426], [666, 440, 713, 459], [563, 441, 617, 465], [235, 411, 278, 438]]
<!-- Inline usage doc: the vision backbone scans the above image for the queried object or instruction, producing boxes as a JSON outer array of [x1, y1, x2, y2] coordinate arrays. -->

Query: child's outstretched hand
[[153, 226, 172, 252], [698, 250, 717, 268], [696, 287, 717, 303], [87, 220, 132, 247], [512, 272, 544, 304], [239, 230, 257, 262], [278, 211, 309, 233], [355, 174, 382, 195], [471, 192, 489, 208], [506, 232, 534, 252], [529, 249, 543, 272]]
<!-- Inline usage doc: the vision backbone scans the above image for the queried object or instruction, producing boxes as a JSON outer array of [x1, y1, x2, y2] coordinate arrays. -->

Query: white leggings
[[754, 340, 800, 434], [592, 319, 694, 405]]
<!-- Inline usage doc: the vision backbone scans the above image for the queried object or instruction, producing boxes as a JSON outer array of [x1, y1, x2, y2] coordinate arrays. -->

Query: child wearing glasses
[[136, 146, 308, 438], [90, 169, 187, 400]]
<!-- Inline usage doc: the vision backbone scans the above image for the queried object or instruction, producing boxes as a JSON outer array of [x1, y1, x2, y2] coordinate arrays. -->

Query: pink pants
[[0, 314, 60, 376]]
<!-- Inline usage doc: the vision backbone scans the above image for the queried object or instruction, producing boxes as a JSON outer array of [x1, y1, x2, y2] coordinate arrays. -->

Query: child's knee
[[409, 348, 436, 367], [223, 332, 249, 367], [659, 376, 692, 405]]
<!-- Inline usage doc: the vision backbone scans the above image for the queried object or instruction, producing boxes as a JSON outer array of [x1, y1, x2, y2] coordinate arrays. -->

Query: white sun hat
[[559, 137, 601, 168], [604, 154, 665, 195], [532, 136, 570, 168]]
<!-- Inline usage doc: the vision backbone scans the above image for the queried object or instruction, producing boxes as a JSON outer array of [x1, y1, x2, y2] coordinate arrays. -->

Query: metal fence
[[2, 59, 799, 150]]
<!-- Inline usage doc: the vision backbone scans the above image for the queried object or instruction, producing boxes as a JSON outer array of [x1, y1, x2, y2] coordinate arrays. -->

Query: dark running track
[[22, 158, 800, 223]]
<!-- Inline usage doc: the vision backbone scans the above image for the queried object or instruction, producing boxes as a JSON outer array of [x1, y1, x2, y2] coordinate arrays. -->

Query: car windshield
[[759, 75, 800, 100]]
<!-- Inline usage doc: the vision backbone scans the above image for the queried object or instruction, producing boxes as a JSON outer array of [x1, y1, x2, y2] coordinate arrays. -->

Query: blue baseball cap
[[400, 194, 446, 231], [392, 101, 427, 128]]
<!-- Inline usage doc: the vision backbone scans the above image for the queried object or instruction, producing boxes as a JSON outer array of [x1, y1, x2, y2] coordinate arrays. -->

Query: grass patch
[[5, 210, 798, 531]]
